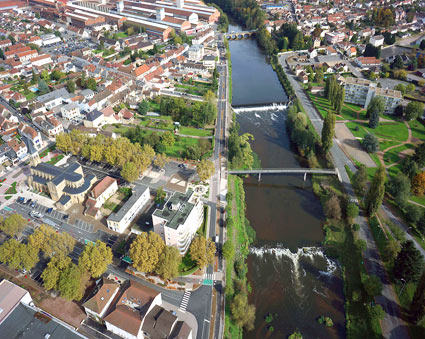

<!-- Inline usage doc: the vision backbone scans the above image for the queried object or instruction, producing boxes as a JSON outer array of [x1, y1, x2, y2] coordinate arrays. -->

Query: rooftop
[[344, 76, 372, 86], [83, 277, 119, 314], [153, 190, 195, 230], [0, 303, 85, 339], [37, 88, 70, 104], [107, 184, 149, 223]]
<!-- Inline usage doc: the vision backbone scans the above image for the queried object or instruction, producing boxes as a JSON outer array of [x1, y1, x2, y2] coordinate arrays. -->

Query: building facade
[[152, 190, 203, 254], [107, 184, 150, 233], [343, 77, 402, 114]]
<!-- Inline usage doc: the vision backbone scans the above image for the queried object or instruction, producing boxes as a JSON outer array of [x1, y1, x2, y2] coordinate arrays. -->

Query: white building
[[187, 44, 204, 61], [152, 190, 203, 254], [107, 184, 150, 233], [61, 102, 80, 120], [370, 35, 384, 47], [84, 110, 104, 128], [41, 33, 61, 46], [37, 88, 71, 110], [344, 77, 402, 114]]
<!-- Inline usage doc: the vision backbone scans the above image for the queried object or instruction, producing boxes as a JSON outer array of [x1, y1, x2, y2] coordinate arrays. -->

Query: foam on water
[[233, 103, 287, 113]]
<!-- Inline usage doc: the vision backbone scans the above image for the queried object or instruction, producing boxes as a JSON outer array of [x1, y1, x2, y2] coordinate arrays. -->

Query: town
[[0, 0, 424, 339]]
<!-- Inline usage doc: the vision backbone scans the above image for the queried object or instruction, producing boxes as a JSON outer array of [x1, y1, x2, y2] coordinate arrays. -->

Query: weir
[[232, 102, 288, 113]]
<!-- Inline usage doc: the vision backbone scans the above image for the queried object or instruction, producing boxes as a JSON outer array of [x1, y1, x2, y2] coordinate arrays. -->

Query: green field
[[383, 144, 415, 166], [308, 93, 366, 120], [178, 126, 213, 137], [408, 119, 425, 140], [346, 121, 409, 142]]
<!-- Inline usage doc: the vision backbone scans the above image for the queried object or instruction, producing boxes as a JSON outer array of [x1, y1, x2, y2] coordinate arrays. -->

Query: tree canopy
[[28, 224, 75, 258], [129, 232, 165, 273], [197, 159, 215, 182], [0, 214, 27, 237], [189, 236, 215, 268], [79, 240, 112, 278], [393, 240, 424, 283], [156, 246, 181, 280]]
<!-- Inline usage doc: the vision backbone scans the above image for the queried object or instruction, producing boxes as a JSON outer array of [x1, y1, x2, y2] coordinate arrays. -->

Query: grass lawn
[[178, 252, 198, 275], [379, 140, 401, 151], [5, 196, 12, 200], [167, 136, 199, 158], [146, 119, 174, 131], [175, 84, 207, 96], [178, 126, 213, 137], [383, 144, 415, 166], [115, 32, 128, 38], [387, 163, 404, 178], [46, 154, 64, 165], [104, 201, 120, 212], [346, 121, 409, 142], [5, 182, 17, 195], [308, 93, 365, 120], [408, 119, 425, 140], [114, 125, 132, 135]]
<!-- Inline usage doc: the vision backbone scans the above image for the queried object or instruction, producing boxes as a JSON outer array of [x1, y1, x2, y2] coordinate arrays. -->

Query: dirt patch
[[335, 123, 377, 167], [39, 296, 86, 328]]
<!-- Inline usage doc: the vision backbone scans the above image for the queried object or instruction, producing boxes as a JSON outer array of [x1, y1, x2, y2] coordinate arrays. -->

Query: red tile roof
[[91, 176, 117, 199]]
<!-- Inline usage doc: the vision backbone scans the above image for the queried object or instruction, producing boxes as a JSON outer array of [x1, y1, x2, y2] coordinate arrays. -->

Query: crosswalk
[[179, 291, 191, 312], [204, 273, 214, 281]]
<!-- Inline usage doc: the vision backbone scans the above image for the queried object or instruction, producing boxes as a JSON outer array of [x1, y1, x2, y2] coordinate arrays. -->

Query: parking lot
[[75, 218, 94, 233]]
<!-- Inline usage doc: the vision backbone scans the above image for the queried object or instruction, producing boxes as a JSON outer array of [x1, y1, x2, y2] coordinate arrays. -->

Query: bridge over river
[[229, 168, 341, 182], [224, 30, 256, 40]]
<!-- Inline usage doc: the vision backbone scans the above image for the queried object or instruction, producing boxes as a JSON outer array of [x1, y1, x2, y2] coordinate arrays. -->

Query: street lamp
[[400, 278, 407, 295]]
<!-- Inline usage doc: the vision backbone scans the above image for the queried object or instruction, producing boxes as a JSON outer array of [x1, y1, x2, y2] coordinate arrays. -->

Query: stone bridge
[[223, 30, 256, 40]]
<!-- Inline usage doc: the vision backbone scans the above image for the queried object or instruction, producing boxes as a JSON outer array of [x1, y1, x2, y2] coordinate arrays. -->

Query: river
[[228, 24, 346, 338]]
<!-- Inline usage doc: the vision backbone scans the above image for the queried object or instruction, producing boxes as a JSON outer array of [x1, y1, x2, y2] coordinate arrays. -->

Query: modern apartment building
[[107, 184, 150, 233], [343, 77, 402, 114], [152, 190, 203, 255]]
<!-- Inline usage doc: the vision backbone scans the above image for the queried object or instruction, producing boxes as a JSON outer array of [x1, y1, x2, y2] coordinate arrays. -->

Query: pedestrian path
[[202, 273, 214, 286], [179, 291, 191, 312]]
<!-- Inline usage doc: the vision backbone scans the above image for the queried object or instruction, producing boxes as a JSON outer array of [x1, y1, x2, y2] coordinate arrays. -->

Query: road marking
[[204, 319, 210, 323], [179, 291, 191, 312]]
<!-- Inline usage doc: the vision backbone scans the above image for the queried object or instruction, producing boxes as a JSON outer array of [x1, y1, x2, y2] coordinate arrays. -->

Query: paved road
[[279, 53, 409, 339]]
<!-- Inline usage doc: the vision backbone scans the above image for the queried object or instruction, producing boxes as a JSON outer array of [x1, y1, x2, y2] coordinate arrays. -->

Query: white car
[[30, 211, 43, 218]]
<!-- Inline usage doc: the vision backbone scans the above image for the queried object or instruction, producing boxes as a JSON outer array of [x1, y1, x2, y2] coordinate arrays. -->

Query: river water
[[228, 24, 346, 338]]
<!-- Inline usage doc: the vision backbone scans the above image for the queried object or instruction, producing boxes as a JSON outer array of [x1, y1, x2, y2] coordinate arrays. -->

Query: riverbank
[[224, 38, 232, 103], [224, 175, 256, 338]]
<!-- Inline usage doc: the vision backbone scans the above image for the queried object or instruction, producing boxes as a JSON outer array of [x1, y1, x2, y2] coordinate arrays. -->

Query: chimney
[[156, 8, 165, 21], [176, 0, 184, 8]]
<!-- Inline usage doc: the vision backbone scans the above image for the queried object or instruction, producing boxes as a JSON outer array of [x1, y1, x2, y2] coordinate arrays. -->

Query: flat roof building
[[152, 189, 203, 254], [107, 184, 150, 233]]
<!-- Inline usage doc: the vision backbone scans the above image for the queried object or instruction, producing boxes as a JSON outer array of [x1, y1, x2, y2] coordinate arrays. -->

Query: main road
[[279, 53, 409, 338]]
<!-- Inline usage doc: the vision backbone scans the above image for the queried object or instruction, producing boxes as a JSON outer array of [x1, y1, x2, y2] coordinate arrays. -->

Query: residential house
[[84, 110, 104, 128], [83, 277, 120, 321], [370, 35, 384, 47], [61, 102, 80, 120], [18, 123, 42, 150], [7, 138, 27, 162], [37, 88, 71, 110], [355, 57, 381, 70]]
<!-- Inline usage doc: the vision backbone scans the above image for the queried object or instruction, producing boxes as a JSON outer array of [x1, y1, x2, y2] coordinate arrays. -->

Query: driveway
[[334, 123, 377, 167]]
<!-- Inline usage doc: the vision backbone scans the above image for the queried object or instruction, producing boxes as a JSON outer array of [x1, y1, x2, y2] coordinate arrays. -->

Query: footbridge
[[224, 30, 256, 40], [228, 168, 341, 182]]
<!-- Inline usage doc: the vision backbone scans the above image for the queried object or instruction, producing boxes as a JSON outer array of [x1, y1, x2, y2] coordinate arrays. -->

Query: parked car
[[46, 207, 53, 214], [30, 202, 36, 208]]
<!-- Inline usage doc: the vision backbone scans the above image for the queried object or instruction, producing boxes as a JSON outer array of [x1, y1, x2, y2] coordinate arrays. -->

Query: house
[[18, 123, 42, 150], [326, 46, 337, 56], [104, 280, 162, 339], [187, 44, 204, 61], [83, 277, 119, 321], [84, 110, 104, 128], [88, 176, 118, 208], [107, 184, 150, 233], [33, 116, 64, 137], [37, 88, 71, 110], [355, 57, 381, 70], [370, 35, 384, 47], [80, 88, 94, 100], [308, 48, 318, 59], [0, 143, 12, 164], [347, 46, 357, 57], [298, 71, 308, 84], [61, 102, 80, 120], [325, 32, 345, 44], [152, 189, 204, 254], [7, 138, 27, 162], [202, 55, 215, 69]]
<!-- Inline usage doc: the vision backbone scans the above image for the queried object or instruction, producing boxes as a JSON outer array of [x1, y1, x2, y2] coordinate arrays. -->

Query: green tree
[[41, 255, 72, 290], [154, 153, 168, 169], [395, 84, 406, 95], [353, 164, 368, 194], [189, 236, 215, 268], [410, 271, 425, 324], [38, 79, 49, 95], [86, 78, 97, 91], [66, 80, 76, 93], [387, 174, 411, 207], [363, 133, 379, 153], [222, 240, 235, 260], [363, 274, 383, 297], [393, 240, 424, 283], [365, 166, 386, 216], [155, 187, 166, 204], [406, 204, 423, 224], [156, 246, 181, 280], [129, 232, 165, 273], [51, 70, 65, 81], [392, 55, 404, 69], [321, 112, 336, 154], [324, 194, 342, 220], [120, 162, 139, 182], [160, 131, 175, 148], [40, 69, 50, 81], [230, 291, 256, 330], [196, 159, 215, 182], [414, 143, 425, 167], [28, 224, 75, 258], [138, 100, 149, 115], [0, 214, 27, 237], [367, 97, 384, 128], [58, 263, 85, 300], [0, 239, 39, 271], [405, 101, 424, 121], [79, 240, 112, 278], [367, 304, 386, 321], [406, 83, 416, 93], [346, 203, 359, 222]]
